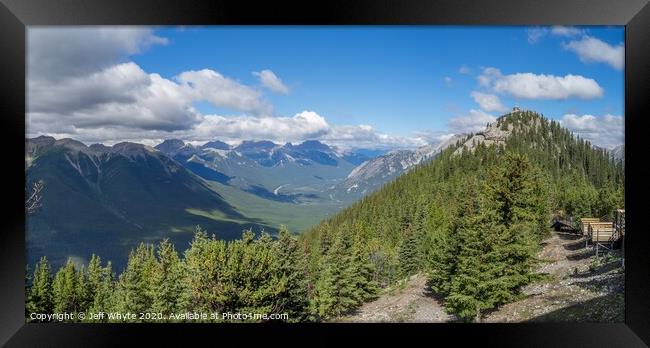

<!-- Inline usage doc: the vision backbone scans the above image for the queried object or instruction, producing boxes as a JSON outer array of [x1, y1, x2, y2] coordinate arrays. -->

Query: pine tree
[[398, 226, 422, 279], [52, 259, 78, 316], [445, 203, 490, 322], [88, 260, 114, 319], [348, 228, 379, 303], [75, 264, 90, 316], [27, 256, 53, 318], [182, 226, 228, 318], [310, 228, 357, 320], [112, 243, 157, 319], [152, 239, 185, 320], [274, 225, 309, 321]]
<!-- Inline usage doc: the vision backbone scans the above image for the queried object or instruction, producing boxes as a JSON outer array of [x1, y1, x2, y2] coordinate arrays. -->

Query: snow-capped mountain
[[610, 144, 624, 162], [154, 139, 374, 203], [332, 134, 465, 198]]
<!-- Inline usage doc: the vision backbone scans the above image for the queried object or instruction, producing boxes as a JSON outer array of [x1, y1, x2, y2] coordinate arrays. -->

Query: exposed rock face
[[454, 119, 512, 154], [610, 144, 624, 162], [336, 134, 465, 196]]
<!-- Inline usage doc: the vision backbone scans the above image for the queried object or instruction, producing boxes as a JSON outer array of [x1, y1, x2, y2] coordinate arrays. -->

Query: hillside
[[154, 138, 364, 204], [340, 231, 624, 322], [300, 109, 624, 321], [330, 134, 464, 200], [26, 137, 265, 270], [24, 110, 625, 323]]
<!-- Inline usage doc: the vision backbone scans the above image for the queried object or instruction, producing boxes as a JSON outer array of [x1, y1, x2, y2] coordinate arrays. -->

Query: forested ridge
[[26, 110, 624, 322]]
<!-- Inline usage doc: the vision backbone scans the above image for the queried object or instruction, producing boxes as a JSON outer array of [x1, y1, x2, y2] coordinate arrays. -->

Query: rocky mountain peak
[[155, 139, 186, 154]]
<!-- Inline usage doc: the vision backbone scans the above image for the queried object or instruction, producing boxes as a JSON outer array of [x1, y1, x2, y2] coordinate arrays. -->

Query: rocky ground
[[338, 274, 450, 323], [340, 231, 624, 323]]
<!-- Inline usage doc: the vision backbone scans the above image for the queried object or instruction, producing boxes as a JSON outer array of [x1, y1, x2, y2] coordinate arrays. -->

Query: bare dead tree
[[25, 180, 44, 215]]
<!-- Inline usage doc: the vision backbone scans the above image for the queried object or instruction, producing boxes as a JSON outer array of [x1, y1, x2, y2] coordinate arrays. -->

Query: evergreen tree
[[112, 243, 157, 319], [398, 226, 422, 279], [348, 228, 379, 303], [152, 239, 185, 319], [274, 226, 309, 321], [445, 199, 490, 322], [88, 260, 114, 319], [27, 256, 53, 318], [310, 228, 357, 320], [52, 259, 78, 315]]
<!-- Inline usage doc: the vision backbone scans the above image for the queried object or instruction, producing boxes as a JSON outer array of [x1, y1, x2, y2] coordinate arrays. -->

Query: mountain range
[[25, 110, 624, 270]]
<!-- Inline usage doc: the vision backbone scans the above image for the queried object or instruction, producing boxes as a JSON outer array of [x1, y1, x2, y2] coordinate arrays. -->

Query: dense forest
[[26, 111, 624, 322]]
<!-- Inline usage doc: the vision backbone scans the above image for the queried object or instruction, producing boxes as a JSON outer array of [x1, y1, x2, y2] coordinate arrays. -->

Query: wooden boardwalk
[[578, 209, 625, 260]]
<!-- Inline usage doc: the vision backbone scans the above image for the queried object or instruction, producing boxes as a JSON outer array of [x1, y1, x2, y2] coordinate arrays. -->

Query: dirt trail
[[340, 274, 450, 322], [485, 231, 624, 322], [341, 231, 624, 323]]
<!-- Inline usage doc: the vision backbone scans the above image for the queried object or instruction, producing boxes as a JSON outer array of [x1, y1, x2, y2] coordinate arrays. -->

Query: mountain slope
[[26, 137, 265, 270], [331, 134, 465, 199], [303, 109, 624, 297], [155, 139, 363, 204], [610, 144, 624, 162]]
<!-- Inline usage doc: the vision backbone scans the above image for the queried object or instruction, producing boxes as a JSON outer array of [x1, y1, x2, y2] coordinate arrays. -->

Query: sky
[[26, 26, 625, 150]]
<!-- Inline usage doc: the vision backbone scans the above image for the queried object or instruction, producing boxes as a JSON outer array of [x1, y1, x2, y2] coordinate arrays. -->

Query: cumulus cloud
[[28, 27, 167, 82], [192, 111, 329, 143], [470, 91, 508, 113], [560, 114, 624, 149], [477, 67, 604, 100], [459, 65, 472, 75], [448, 109, 497, 133], [177, 69, 271, 114], [320, 124, 426, 150], [28, 62, 202, 133], [253, 69, 289, 94], [563, 36, 624, 70], [24, 27, 440, 151]]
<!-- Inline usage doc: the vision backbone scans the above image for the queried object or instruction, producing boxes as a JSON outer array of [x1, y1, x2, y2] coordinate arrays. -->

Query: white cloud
[[527, 27, 548, 44], [459, 66, 472, 75], [477, 67, 604, 100], [28, 27, 167, 82], [253, 69, 289, 94], [321, 124, 426, 150], [563, 36, 624, 70], [448, 109, 496, 133], [551, 26, 584, 37], [28, 63, 202, 132], [177, 69, 271, 114], [560, 114, 624, 149], [28, 61, 274, 135], [192, 111, 329, 143], [470, 91, 508, 113], [24, 27, 444, 151], [443, 76, 453, 86]]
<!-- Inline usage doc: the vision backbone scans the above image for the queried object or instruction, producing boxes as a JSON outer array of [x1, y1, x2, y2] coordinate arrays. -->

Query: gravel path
[[340, 231, 623, 323], [484, 231, 624, 322], [341, 274, 451, 323]]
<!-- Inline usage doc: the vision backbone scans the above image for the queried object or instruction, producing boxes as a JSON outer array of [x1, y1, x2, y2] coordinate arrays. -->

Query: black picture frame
[[1, 0, 649, 346]]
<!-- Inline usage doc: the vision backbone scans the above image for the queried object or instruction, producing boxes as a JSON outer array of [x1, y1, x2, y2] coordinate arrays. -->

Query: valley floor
[[339, 231, 624, 323]]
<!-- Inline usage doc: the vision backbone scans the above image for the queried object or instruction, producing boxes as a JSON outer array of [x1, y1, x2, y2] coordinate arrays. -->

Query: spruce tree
[[398, 226, 422, 279], [310, 228, 357, 320], [52, 259, 78, 316], [152, 239, 185, 320], [27, 256, 53, 318], [112, 243, 157, 319], [275, 226, 309, 321]]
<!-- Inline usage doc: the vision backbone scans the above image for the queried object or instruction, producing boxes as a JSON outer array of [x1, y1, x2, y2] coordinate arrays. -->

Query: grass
[[205, 181, 345, 233]]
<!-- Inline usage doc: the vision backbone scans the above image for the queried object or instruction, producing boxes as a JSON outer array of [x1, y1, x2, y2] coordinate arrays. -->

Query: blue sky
[[27, 26, 624, 149]]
